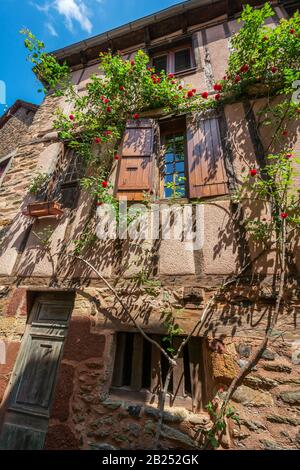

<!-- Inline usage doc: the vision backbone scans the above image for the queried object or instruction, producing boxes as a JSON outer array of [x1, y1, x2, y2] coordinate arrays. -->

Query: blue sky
[[0, 0, 184, 116]]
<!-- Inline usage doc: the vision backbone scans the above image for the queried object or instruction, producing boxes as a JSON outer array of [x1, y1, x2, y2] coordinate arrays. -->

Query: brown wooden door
[[0, 293, 74, 450]]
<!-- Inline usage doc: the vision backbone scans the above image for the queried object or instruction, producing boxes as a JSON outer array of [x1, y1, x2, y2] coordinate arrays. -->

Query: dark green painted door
[[0, 293, 74, 450]]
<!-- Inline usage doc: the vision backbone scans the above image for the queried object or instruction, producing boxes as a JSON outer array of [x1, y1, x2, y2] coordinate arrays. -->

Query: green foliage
[[221, 4, 300, 105], [161, 308, 184, 356], [29, 172, 51, 195], [73, 231, 98, 255], [52, 50, 215, 162], [21, 29, 70, 96], [133, 270, 161, 296], [235, 152, 300, 243], [204, 398, 240, 449], [164, 175, 186, 200]]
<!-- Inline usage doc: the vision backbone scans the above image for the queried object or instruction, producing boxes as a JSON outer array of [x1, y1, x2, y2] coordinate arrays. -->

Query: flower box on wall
[[22, 201, 63, 218]]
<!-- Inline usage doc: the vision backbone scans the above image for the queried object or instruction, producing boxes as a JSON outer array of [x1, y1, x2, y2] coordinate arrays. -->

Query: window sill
[[174, 67, 197, 78], [109, 387, 193, 409]]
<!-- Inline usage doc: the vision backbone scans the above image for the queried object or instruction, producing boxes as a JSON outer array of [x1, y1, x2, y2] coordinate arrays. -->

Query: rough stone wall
[[0, 288, 27, 407], [41, 289, 300, 450], [0, 106, 36, 160]]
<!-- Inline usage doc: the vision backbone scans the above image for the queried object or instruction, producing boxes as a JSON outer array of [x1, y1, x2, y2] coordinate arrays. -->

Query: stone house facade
[[0, 0, 300, 451]]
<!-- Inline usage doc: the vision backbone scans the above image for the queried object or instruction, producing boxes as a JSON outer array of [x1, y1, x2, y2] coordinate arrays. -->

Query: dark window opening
[[284, 2, 299, 17], [111, 332, 204, 405], [175, 49, 191, 73], [0, 158, 10, 178], [54, 149, 85, 209], [152, 55, 168, 74]]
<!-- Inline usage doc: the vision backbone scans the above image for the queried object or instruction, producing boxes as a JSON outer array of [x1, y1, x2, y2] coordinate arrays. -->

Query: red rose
[[223, 75, 227, 80], [133, 113, 140, 119], [271, 66, 278, 74], [104, 130, 112, 136], [235, 75, 241, 83], [106, 107, 112, 112], [214, 84, 222, 91], [157, 77, 161, 83], [69, 114, 75, 120], [147, 67, 152, 72], [250, 168, 257, 177], [114, 154, 120, 160], [119, 86, 125, 91], [282, 130, 288, 136], [280, 212, 288, 219], [103, 98, 109, 104], [178, 85, 183, 90], [285, 153, 293, 159], [290, 28, 295, 34], [215, 93, 221, 100], [96, 201, 104, 206], [240, 64, 249, 73], [187, 90, 194, 98], [201, 91, 209, 99], [130, 60, 135, 66], [168, 73, 174, 79], [94, 137, 101, 144], [101, 181, 108, 188], [171, 80, 176, 84]]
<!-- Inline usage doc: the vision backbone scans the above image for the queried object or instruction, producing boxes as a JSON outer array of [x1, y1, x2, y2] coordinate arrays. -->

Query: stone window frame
[[110, 331, 208, 411]]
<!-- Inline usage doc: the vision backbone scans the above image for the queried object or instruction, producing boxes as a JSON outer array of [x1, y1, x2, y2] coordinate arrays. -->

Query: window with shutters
[[110, 332, 207, 410], [151, 44, 194, 75], [115, 116, 229, 202]]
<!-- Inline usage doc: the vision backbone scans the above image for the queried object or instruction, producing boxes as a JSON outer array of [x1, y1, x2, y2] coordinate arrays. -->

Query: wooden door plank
[[188, 337, 203, 412], [150, 335, 161, 394], [172, 337, 185, 398], [130, 334, 144, 391], [112, 332, 126, 387]]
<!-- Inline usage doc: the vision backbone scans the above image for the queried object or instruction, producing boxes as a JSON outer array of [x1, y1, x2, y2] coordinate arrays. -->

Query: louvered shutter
[[116, 119, 157, 201], [187, 115, 229, 198]]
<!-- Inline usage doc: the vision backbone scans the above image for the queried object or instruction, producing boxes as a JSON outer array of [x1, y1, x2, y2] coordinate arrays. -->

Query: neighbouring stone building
[[0, 0, 300, 451], [0, 100, 38, 231]]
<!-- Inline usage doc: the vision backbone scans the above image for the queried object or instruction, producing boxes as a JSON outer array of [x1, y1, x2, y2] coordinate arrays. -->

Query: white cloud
[[45, 22, 59, 37], [54, 0, 93, 33], [31, 0, 97, 34]]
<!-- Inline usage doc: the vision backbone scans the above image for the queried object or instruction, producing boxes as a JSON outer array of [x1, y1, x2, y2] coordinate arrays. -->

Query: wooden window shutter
[[116, 119, 157, 201], [187, 115, 229, 198]]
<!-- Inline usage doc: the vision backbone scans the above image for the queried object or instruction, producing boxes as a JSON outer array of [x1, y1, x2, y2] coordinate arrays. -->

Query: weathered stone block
[[211, 352, 239, 381], [232, 385, 274, 407], [279, 390, 300, 405]]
